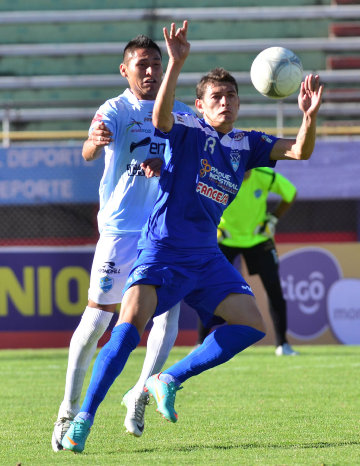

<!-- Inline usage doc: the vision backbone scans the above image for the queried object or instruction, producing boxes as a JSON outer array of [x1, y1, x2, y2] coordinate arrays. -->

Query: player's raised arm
[[270, 74, 324, 161], [152, 20, 190, 133]]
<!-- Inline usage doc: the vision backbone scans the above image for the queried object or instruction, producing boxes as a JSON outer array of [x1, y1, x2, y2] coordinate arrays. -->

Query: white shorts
[[88, 233, 140, 305]]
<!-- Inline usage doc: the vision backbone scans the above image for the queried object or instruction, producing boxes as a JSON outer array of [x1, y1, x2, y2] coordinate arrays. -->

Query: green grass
[[1, 345, 359, 465]]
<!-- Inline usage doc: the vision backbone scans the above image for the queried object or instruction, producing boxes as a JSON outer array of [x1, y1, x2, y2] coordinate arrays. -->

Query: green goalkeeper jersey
[[218, 167, 296, 248]]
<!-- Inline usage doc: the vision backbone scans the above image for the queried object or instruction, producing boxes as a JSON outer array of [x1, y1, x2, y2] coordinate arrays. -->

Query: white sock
[[132, 303, 180, 394], [58, 307, 113, 418]]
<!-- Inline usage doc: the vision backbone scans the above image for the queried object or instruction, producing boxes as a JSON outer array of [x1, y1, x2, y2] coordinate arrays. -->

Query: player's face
[[195, 82, 240, 134], [120, 48, 163, 101]]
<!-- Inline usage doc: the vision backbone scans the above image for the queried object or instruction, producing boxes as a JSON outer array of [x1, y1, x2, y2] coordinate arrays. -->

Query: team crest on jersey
[[254, 189, 263, 198], [100, 276, 113, 293], [229, 150, 241, 172]]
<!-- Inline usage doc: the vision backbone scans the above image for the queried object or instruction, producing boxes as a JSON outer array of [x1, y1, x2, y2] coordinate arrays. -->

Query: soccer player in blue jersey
[[62, 20, 323, 452], [52, 34, 193, 450]]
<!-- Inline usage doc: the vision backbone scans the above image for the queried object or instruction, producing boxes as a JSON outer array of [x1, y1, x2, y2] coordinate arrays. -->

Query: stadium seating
[[1, 1, 360, 141]]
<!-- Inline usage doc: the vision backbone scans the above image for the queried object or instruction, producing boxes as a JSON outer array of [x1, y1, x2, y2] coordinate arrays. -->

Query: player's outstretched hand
[[91, 121, 113, 147], [298, 74, 323, 117], [141, 157, 163, 178], [163, 20, 190, 65]]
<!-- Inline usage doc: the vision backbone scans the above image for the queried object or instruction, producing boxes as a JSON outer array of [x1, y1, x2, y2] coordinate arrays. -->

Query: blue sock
[[78, 322, 140, 424], [163, 325, 265, 384], [75, 411, 94, 424]]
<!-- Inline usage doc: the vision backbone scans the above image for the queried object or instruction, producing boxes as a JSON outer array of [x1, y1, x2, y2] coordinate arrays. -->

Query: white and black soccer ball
[[250, 47, 303, 99]]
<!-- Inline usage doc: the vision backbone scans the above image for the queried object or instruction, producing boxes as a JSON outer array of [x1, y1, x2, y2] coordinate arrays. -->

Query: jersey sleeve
[[271, 171, 297, 202], [154, 112, 197, 141], [154, 112, 200, 168], [173, 100, 196, 116], [245, 131, 278, 170]]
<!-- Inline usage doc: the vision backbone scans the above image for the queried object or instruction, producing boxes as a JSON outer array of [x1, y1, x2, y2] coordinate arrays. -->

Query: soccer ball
[[250, 47, 303, 99]]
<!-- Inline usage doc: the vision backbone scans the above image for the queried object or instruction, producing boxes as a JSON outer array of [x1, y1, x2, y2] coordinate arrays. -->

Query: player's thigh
[[185, 253, 254, 327], [88, 234, 140, 306], [214, 293, 265, 332], [118, 284, 158, 335]]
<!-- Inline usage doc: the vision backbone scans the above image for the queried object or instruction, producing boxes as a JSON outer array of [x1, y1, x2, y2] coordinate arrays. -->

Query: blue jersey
[[89, 89, 192, 236], [138, 113, 278, 252]]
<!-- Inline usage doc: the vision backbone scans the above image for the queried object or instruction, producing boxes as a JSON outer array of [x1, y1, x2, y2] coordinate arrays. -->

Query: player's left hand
[[91, 121, 113, 147], [141, 157, 163, 177], [163, 20, 190, 65], [298, 74, 324, 117]]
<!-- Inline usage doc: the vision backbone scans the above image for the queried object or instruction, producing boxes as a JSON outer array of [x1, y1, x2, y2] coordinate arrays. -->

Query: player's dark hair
[[123, 35, 162, 63], [196, 68, 238, 99]]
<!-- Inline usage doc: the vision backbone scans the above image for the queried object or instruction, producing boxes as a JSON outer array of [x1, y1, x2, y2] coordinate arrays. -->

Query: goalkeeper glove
[[217, 227, 231, 243], [254, 213, 278, 238]]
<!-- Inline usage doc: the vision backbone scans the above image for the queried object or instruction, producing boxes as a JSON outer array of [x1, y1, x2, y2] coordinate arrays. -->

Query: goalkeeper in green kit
[[197, 167, 298, 356]]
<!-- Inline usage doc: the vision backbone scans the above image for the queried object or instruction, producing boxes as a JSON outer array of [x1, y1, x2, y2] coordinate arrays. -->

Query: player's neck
[[210, 122, 234, 135], [203, 117, 234, 135], [128, 88, 156, 102]]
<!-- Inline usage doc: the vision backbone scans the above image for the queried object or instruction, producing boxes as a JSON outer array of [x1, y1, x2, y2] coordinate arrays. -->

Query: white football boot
[[52, 414, 74, 451], [275, 343, 299, 356], [122, 388, 149, 437]]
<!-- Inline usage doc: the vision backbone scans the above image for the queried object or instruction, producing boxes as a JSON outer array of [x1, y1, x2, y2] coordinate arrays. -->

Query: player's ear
[[195, 98, 204, 114], [120, 63, 127, 78]]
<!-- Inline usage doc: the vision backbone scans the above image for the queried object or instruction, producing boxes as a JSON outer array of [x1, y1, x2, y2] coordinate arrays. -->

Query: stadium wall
[[0, 140, 359, 348]]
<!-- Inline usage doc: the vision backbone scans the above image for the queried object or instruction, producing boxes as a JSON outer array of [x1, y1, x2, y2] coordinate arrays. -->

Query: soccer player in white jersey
[[62, 21, 323, 453], [51, 34, 192, 451]]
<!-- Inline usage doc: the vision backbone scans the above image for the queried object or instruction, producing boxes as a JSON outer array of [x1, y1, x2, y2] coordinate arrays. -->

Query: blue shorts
[[124, 248, 254, 327]]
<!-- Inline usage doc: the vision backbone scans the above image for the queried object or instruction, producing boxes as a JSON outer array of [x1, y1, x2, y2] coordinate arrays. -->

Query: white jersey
[[89, 89, 192, 236]]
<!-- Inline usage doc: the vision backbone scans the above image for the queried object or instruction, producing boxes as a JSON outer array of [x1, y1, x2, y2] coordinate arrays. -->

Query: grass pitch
[[1, 345, 359, 465]]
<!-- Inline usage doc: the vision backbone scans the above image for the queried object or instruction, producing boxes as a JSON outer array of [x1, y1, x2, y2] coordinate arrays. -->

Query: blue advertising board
[[0, 144, 103, 204], [0, 140, 359, 205]]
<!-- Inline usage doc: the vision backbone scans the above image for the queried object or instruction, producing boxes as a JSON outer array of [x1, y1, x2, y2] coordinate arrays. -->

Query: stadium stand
[[1, 1, 360, 142], [330, 22, 360, 36], [328, 19, 360, 70]]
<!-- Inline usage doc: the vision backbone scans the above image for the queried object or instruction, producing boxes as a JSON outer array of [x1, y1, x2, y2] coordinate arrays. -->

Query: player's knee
[[243, 304, 266, 334], [118, 314, 144, 336], [88, 300, 117, 313]]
